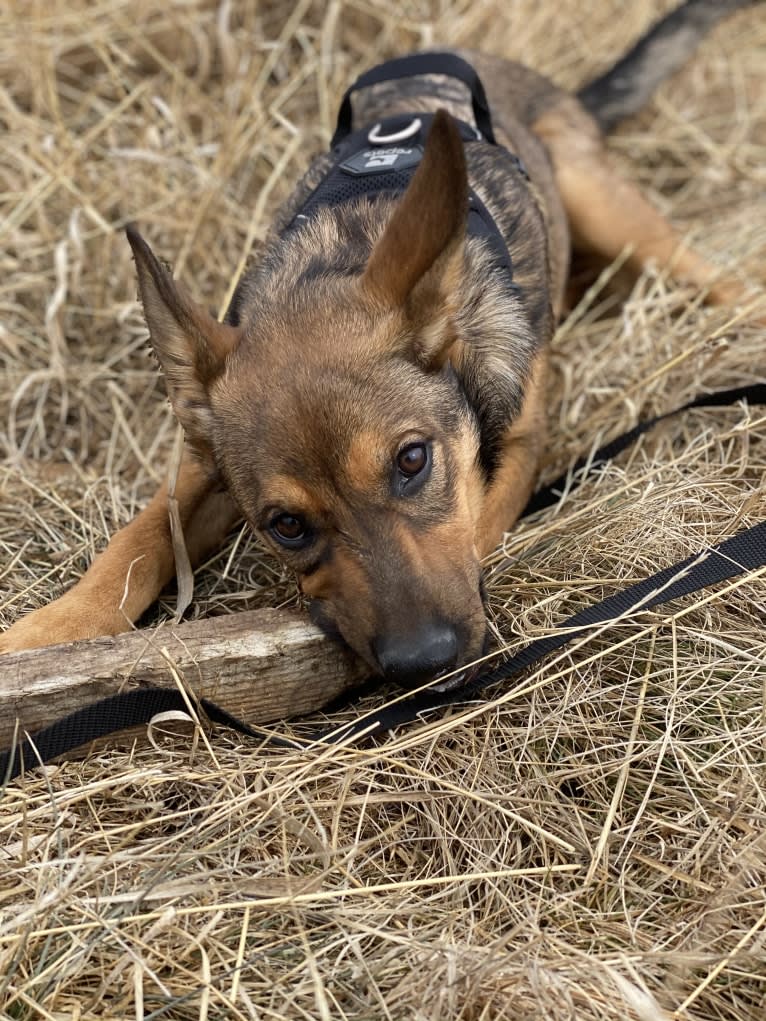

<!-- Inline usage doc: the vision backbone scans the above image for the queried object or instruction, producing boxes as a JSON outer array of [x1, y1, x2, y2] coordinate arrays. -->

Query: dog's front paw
[[0, 599, 128, 654]]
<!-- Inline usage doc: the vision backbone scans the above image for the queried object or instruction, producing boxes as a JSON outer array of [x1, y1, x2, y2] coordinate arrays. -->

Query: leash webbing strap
[[0, 690, 301, 785], [524, 383, 766, 516], [331, 52, 497, 147], [323, 520, 765, 742], [2, 384, 764, 781], [4, 518, 762, 782]]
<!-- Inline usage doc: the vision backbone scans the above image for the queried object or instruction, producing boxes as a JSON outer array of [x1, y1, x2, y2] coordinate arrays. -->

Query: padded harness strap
[[331, 52, 497, 147]]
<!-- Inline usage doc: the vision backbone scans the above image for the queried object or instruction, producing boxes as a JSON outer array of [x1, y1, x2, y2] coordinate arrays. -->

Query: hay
[[1, 0, 765, 1017]]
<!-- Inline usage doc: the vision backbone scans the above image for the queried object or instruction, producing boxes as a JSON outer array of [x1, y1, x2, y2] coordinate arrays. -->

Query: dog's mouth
[[309, 597, 488, 693], [429, 625, 489, 692], [431, 669, 467, 693], [430, 663, 479, 693]]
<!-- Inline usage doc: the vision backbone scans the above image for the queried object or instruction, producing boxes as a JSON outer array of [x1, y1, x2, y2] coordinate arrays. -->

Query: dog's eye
[[270, 513, 309, 548], [393, 441, 432, 497], [397, 442, 428, 478]]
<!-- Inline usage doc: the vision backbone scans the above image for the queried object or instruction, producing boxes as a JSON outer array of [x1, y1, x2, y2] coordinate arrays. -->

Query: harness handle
[[331, 53, 497, 148]]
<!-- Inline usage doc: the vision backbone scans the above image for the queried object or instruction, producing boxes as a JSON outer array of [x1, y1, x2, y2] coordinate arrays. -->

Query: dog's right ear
[[126, 226, 242, 448], [361, 110, 468, 369]]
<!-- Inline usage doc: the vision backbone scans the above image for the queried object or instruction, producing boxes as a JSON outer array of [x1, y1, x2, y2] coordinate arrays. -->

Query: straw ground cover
[[1, 0, 765, 1017]]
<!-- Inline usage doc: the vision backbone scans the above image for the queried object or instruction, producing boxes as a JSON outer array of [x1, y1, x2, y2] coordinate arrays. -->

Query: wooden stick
[[0, 609, 368, 751]]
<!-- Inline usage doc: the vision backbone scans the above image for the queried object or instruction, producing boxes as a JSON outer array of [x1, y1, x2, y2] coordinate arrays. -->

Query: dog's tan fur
[[1, 32, 759, 684]]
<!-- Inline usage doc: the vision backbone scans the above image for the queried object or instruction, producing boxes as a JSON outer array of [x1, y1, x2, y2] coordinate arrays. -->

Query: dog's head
[[128, 112, 490, 688]]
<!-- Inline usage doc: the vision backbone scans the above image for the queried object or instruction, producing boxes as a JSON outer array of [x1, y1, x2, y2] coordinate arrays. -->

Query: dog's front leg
[[0, 450, 240, 654], [475, 352, 548, 557]]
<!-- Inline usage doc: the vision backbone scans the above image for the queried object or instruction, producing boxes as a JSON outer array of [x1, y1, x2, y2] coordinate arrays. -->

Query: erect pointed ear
[[361, 110, 468, 368], [126, 225, 242, 448]]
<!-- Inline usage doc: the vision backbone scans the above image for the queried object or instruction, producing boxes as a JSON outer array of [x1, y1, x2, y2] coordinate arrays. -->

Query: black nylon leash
[[525, 383, 766, 515], [0, 689, 301, 786], [2, 383, 763, 783], [321, 520, 766, 743]]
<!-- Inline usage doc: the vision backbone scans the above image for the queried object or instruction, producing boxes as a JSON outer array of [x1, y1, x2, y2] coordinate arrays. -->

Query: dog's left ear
[[126, 225, 242, 449], [361, 110, 468, 369]]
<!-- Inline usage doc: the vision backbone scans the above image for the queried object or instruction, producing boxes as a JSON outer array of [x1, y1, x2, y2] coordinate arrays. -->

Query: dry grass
[[1, 0, 765, 1018]]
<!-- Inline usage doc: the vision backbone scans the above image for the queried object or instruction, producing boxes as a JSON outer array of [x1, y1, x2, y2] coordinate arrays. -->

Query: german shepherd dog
[[0, 1, 759, 689]]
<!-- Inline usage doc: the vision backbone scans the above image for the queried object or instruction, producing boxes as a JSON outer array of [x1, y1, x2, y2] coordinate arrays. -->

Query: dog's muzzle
[[372, 622, 459, 690]]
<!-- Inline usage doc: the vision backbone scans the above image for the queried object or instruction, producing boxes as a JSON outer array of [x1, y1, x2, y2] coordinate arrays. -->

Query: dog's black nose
[[373, 623, 459, 689]]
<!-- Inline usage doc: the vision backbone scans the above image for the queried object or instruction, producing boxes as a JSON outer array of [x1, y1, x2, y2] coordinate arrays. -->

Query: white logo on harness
[[362, 148, 409, 168], [340, 144, 423, 177]]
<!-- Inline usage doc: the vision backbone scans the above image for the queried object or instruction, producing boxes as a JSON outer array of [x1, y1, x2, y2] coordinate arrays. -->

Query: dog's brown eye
[[270, 513, 307, 546], [397, 443, 428, 477]]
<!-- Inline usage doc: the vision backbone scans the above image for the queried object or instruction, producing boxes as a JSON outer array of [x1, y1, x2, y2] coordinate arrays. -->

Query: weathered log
[[0, 609, 368, 752]]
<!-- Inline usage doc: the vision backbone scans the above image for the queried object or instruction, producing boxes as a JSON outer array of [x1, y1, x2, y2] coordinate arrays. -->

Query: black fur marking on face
[[301, 546, 332, 578], [308, 598, 343, 643], [475, 406, 505, 481], [450, 371, 499, 482]]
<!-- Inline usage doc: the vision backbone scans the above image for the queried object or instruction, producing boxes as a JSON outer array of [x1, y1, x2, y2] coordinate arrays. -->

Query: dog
[[0, 0, 759, 689]]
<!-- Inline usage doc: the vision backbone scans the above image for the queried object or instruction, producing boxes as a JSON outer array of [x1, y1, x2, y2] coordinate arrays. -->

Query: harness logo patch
[[340, 145, 423, 176]]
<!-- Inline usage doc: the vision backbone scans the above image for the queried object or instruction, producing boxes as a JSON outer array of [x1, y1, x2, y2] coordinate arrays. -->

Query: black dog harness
[[284, 53, 527, 279]]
